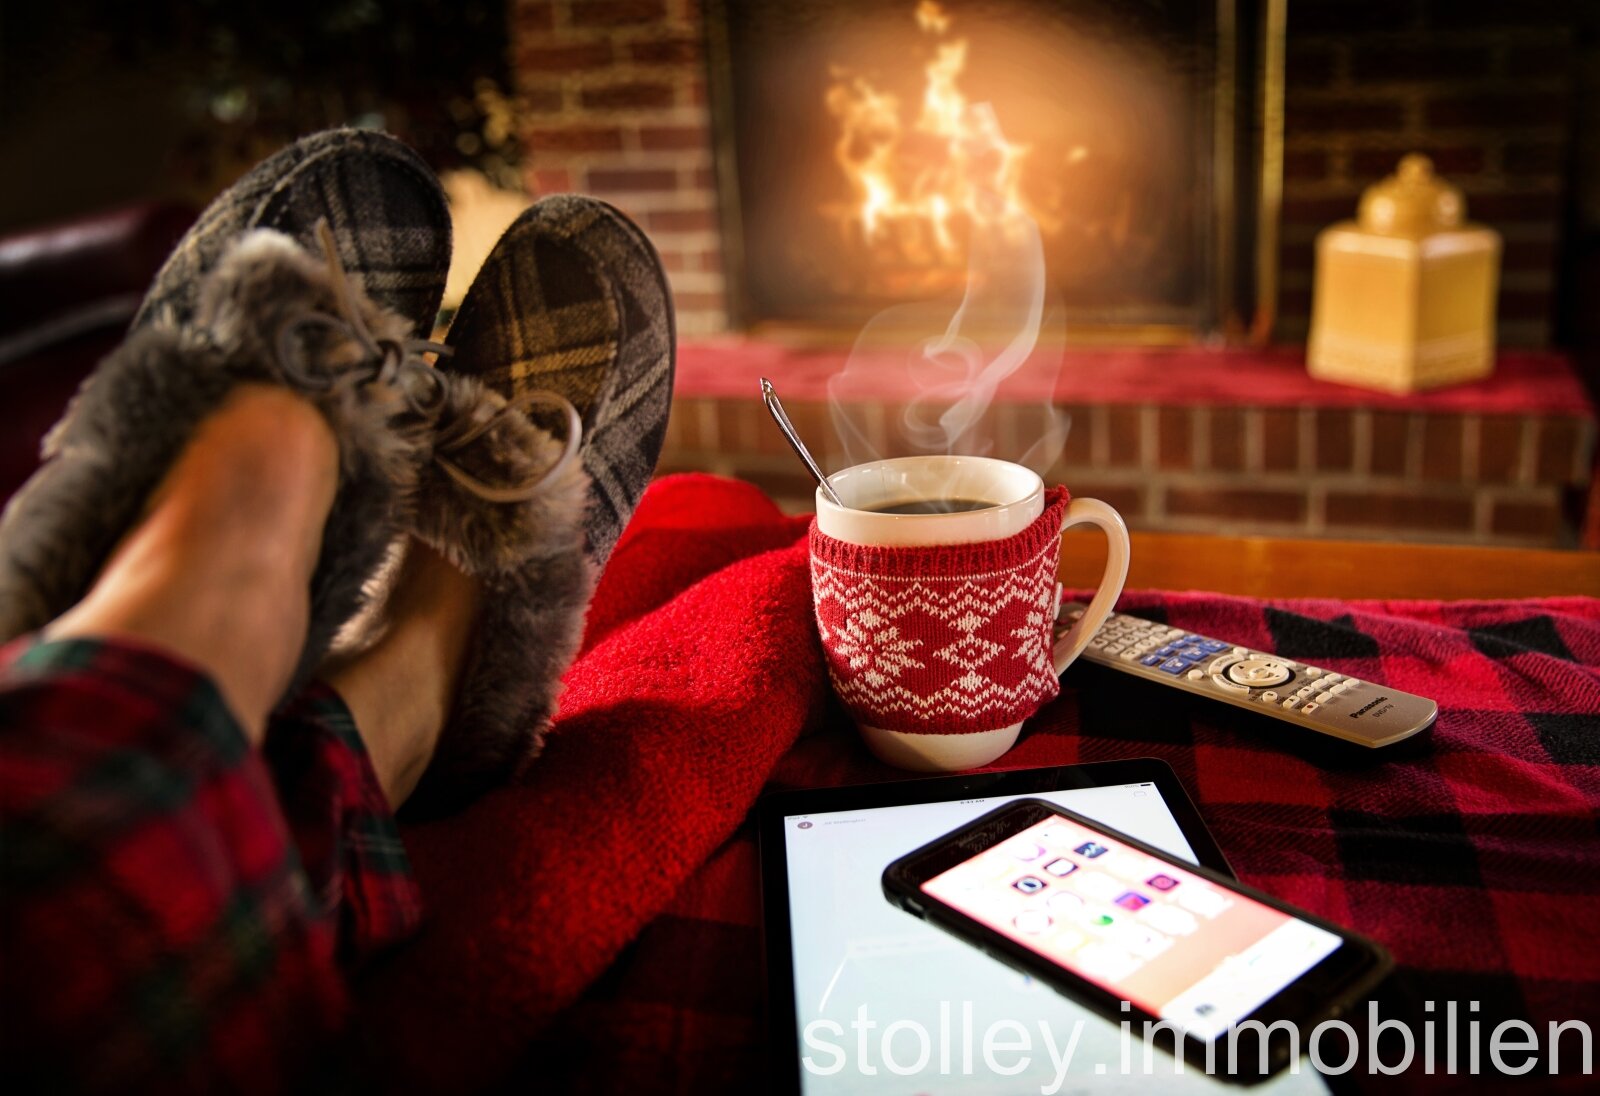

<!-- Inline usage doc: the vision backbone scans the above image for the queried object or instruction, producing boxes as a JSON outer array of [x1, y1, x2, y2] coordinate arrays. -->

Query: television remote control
[[1056, 602, 1437, 747]]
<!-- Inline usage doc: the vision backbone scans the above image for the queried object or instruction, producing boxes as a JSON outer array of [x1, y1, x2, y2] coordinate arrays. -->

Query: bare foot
[[48, 384, 339, 739], [325, 542, 481, 807]]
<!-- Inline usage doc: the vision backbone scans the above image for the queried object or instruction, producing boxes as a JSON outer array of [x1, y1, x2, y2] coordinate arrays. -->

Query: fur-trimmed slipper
[[439, 194, 675, 569], [398, 196, 675, 810], [0, 226, 446, 696]]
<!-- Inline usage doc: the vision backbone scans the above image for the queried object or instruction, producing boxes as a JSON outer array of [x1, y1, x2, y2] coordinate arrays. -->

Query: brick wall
[[664, 394, 1595, 547], [509, 0, 726, 334], [1278, 0, 1579, 348]]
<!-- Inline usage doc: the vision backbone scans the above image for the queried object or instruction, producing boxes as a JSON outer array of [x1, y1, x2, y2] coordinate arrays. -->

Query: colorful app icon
[[1043, 858, 1079, 877], [1013, 910, 1053, 935], [1145, 873, 1180, 892], [1114, 891, 1151, 911], [1074, 842, 1109, 859], [1012, 875, 1047, 895]]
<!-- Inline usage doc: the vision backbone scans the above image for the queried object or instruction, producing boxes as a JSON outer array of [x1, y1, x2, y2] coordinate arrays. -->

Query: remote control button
[[1282, 697, 1301, 709], [1321, 673, 1343, 685], [1207, 654, 1241, 675], [1187, 669, 1206, 681], [1164, 628, 1184, 639], [1295, 685, 1317, 699], [1106, 644, 1125, 655], [1199, 640, 1229, 653], [1232, 646, 1250, 657], [1315, 691, 1334, 704], [1210, 673, 1250, 694], [1261, 691, 1279, 703], [1302, 702, 1319, 714], [1332, 681, 1352, 694], [1179, 645, 1209, 660], [1141, 654, 1165, 667], [1345, 678, 1361, 688], [1155, 645, 1178, 658], [1304, 667, 1323, 678], [1090, 638, 1107, 650], [1159, 658, 1190, 675], [1225, 658, 1294, 688], [1121, 649, 1141, 660]]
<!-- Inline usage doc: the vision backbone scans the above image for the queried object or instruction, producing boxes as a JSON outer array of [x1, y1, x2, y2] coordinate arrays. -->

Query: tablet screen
[[780, 780, 1326, 1093]]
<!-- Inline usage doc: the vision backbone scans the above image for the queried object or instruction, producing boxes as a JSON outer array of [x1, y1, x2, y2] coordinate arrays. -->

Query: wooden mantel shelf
[[1060, 530, 1600, 601]]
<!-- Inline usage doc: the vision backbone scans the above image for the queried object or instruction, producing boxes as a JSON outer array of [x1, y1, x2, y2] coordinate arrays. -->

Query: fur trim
[[0, 229, 434, 697]]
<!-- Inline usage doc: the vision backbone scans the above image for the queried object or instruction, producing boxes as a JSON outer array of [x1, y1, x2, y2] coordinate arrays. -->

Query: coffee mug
[[810, 455, 1130, 772]]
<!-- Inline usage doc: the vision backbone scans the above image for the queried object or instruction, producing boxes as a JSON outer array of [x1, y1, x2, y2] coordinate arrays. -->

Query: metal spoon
[[760, 377, 846, 508]]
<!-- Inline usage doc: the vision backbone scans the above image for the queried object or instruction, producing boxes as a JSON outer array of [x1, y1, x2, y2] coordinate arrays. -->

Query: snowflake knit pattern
[[809, 486, 1070, 735]]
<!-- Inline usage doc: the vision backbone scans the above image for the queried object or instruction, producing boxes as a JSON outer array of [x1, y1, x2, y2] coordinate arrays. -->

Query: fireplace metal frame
[[704, 0, 1285, 345]]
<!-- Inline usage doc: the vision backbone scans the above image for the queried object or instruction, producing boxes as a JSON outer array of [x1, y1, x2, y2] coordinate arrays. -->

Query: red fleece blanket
[[360, 475, 1600, 1091]]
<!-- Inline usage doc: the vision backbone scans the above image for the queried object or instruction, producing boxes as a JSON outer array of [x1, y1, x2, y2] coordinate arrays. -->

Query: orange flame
[[826, 1, 1036, 266]]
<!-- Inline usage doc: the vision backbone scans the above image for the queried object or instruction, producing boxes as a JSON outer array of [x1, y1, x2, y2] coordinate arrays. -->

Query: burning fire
[[826, 1, 1058, 267]]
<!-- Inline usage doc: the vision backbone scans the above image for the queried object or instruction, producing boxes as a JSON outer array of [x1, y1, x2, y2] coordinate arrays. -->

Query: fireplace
[[706, 0, 1284, 342]]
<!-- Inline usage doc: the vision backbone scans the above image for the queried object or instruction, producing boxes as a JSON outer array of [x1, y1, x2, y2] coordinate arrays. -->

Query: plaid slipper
[[0, 226, 446, 698], [440, 194, 675, 569], [398, 196, 675, 810], [0, 129, 451, 695], [134, 127, 451, 335]]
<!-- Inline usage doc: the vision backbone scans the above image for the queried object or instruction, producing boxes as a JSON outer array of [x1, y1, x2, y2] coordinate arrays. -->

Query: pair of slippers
[[0, 129, 675, 810]]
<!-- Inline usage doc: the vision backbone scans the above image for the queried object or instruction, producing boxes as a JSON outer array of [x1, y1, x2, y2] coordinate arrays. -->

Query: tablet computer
[[758, 758, 1329, 1094]]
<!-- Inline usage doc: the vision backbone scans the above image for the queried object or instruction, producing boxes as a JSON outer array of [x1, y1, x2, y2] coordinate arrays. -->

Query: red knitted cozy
[[809, 486, 1070, 735]]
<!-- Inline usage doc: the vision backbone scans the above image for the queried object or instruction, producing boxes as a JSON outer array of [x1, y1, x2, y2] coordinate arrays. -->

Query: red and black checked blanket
[[361, 475, 1600, 1091]]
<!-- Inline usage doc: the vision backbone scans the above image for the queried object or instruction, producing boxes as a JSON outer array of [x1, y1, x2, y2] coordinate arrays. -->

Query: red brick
[[1425, 94, 1569, 129], [1167, 487, 1307, 525], [517, 41, 614, 72], [1504, 43, 1575, 80], [1324, 491, 1474, 532], [696, 249, 722, 272], [530, 168, 573, 194], [1467, 191, 1563, 222], [674, 290, 727, 312], [1497, 291, 1554, 323], [1261, 409, 1301, 472], [1349, 44, 1491, 82], [1049, 478, 1145, 520], [1287, 45, 1338, 89], [1315, 409, 1354, 472], [692, 165, 717, 189], [1282, 150, 1330, 182], [1535, 418, 1583, 484], [1208, 408, 1247, 471], [587, 167, 678, 191], [515, 1, 556, 33], [1106, 406, 1142, 467], [1369, 411, 1409, 476], [1058, 404, 1093, 466], [1489, 498, 1563, 540], [639, 125, 710, 151], [658, 249, 689, 273], [1503, 143, 1565, 177], [519, 87, 566, 114], [580, 82, 676, 110], [1420, 415, 1464, 481], [569, 0, 668, 27], [1502, 239, 1558, 272], [1282, 195, 1365, 226], [1157, 408, 1193, 471], [524, 126, 625, 152], [1351, 146, 1484, 180], [1477, 416, 1526, 482], [627, 36, 701, 65], [1286, 99, 1406, 134], [645, 208, 719, 232]]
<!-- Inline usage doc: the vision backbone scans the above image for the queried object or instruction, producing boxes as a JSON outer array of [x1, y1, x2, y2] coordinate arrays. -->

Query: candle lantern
[[1308, 154, 1500, 392]]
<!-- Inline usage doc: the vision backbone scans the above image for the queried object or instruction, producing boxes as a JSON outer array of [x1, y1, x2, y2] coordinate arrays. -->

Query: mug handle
[[1051, 498, 1132, 675]]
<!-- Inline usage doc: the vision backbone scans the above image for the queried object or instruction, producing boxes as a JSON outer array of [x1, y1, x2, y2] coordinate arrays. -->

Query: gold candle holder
[[1308, 154, 1501, 393]]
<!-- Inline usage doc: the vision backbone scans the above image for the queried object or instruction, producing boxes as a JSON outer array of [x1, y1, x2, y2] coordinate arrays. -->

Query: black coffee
[[867, 498, 996, 515]]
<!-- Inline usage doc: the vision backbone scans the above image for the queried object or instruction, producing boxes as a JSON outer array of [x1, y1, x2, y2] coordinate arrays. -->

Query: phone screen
[[922, 812, 1343, 1041]]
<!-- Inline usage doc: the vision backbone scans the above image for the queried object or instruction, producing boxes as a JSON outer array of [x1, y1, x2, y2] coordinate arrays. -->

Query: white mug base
[[859, 722, 1024, 772]]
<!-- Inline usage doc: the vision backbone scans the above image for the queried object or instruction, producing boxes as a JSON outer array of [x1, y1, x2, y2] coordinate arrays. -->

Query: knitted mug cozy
[[809, 486, 1070, 735]]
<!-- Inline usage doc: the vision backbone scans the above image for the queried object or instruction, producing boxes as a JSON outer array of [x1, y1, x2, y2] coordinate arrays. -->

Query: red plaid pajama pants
[[0, 636, 423, 1092]]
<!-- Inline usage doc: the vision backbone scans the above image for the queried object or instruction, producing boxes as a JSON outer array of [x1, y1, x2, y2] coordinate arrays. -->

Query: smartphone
[[881, 798, 1392, 1083]]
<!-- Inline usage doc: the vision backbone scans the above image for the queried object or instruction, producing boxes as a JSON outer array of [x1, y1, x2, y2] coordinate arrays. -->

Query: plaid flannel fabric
[[0, 637, 421, 1092], [519, 591, 1600, 1091]]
